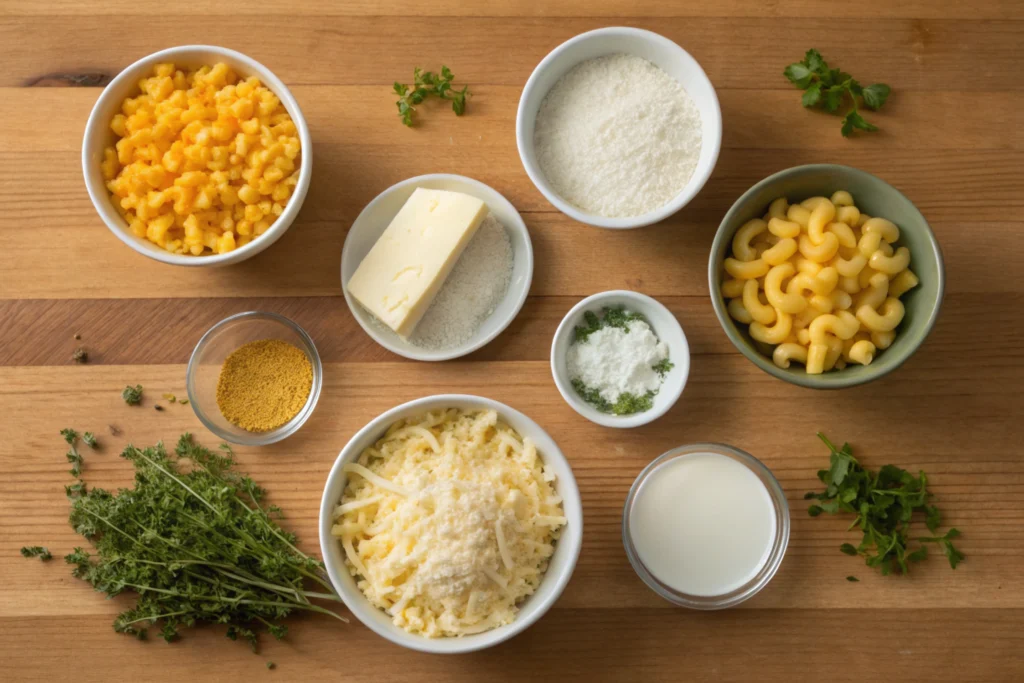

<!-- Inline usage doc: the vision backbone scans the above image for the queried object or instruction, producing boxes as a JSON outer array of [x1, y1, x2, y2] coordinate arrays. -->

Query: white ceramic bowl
[[551, 291, 690, 428], [341, 174, 533, 361], [318, 394, 583, 654], [82, 45, 312, 267], [516, 27, 722, 229]]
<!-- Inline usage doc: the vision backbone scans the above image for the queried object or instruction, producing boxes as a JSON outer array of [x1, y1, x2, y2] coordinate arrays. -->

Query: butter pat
[[347, 188, 488, 338]]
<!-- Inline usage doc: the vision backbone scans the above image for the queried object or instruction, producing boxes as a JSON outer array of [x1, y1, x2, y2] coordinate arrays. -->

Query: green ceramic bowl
[[708, 164, 944, 389]]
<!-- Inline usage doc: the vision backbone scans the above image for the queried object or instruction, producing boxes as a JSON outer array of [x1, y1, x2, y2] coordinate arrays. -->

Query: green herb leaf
[[783, 63, 814, 88], [822, 85, 845, 113], [82, 432, 98, 449], [841, 110, 878, 138], [803, 49, 827, 74], [801, 83, 822, 107], [21, 546, 52, 561], [61, 428, 79, 445], [862, 83, 891, 110], [121, 384, 143, 406], [839, 543, 858, 556], [846, 575, 859, 582]]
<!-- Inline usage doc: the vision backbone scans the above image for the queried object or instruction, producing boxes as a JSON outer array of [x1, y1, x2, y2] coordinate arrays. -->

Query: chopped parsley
[[806, 433, 964, 575]]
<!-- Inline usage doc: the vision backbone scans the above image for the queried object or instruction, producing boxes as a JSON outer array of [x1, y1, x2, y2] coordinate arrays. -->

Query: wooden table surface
[[2, 1, 1022, 681]]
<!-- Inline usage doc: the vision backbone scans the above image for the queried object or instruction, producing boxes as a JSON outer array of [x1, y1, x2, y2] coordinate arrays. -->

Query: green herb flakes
[[806, 433, 964, 575], [20, 546, 52, 561]]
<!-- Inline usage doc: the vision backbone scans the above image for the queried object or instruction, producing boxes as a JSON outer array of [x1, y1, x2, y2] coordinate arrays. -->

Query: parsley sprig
[[394, 66, 470, 126], [806, 433, 964, 575], [53, 433, 347, 650], [784, 49, 891, 137]]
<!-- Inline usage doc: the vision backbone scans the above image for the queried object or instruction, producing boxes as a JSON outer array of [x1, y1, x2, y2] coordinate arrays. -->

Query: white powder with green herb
[[567, 315, 669, 405], [533, 53, 702, 218]]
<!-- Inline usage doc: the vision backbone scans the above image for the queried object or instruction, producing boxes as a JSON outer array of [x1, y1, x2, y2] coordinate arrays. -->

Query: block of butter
[[347, 187, 488, 338]]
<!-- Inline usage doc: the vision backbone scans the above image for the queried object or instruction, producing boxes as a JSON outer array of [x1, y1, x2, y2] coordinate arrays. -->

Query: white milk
[[628, 451, 777, 597]]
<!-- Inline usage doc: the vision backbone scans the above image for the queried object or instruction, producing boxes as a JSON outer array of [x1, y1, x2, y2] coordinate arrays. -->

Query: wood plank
[[3, 0, 1021, 19], [1, 609, 1021, 682], [4, 87, 1022, 153], [0, 17, 1021, 90], [0, 292, 1020, 366], [1, 361, 1021, 618], [2, 147, 1021, 300]]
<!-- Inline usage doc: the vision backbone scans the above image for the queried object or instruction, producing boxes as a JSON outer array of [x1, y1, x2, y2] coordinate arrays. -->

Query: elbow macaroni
[[720, 192, 919, 374], [102, 62, 301, 256]]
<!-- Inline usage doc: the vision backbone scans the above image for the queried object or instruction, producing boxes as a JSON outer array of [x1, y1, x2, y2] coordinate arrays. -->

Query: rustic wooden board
[[1, 1, 1022, 681]]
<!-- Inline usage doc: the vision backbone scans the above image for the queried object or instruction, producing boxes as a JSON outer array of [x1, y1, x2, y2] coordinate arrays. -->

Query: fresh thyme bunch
[[63, 434, 346, 650]]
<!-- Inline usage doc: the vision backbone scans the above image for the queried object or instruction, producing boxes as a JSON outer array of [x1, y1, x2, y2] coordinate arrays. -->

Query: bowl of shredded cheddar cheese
[[318, 395, 583, 653], [82, 45, 312, 266]]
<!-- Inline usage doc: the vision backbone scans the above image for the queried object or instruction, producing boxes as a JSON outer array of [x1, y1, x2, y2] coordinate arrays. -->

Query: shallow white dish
[[341, 174, 533, 361], [81, 45, 312, 267], [318, 394, 583, 654], [551, 290, 690, 428], [516, 27, 722, 230]]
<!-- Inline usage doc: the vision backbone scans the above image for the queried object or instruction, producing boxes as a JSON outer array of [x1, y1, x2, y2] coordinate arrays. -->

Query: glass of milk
[[622, 443, 790, 609]]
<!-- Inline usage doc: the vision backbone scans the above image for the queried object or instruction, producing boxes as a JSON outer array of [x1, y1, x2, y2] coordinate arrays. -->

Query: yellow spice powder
[[216, 339, 313, 432]]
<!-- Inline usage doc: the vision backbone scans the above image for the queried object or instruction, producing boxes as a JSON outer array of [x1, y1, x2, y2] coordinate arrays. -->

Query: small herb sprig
[[122, 384, 143, 405], [806, 433, 964, 575], [61, 428, 83, 478], [784, 49, 891, 137], [20, 546, 52, 561], [394, 66, 470, 127]]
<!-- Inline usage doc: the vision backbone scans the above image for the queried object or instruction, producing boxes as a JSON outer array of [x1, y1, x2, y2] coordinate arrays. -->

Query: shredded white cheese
[[332, 408, 566, 638]]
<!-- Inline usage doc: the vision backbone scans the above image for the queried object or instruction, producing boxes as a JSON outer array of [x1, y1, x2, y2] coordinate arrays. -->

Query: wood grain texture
[[1, 1, 1022, 681]]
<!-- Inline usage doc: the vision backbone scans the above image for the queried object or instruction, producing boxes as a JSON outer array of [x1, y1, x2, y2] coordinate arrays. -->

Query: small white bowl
[[341, 174, 533, 361], [516, 27, 722, 229], [82, 45, 312, 267], [551, 291, 690, 428], [318, 394, 583, 654]]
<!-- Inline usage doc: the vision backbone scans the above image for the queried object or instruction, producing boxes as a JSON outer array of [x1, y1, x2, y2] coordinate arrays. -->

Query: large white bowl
[[516, 27, 722, 229], [551, 291, 690, 428], [341, 174, 533, 361], [318, 394, 583, 654], [82, 45, 312, 267]]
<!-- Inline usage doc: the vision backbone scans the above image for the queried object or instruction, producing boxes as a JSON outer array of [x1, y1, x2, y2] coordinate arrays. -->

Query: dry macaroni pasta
[[722, 191, 919, 374], [332, 408, 566, 638], [102, 62, 301, 255]]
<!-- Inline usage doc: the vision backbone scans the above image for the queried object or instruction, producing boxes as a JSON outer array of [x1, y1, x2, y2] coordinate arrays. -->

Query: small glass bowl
[[186, 311, 323, 446], [622, 443, 790, 609]]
